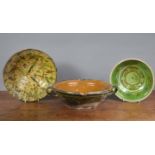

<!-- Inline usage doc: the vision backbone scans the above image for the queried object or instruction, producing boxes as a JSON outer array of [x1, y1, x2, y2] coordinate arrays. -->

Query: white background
[[0, 0, 155, 155]]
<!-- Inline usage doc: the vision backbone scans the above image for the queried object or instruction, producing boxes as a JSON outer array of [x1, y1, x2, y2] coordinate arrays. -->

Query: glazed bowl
[[110, 59, 154, 102], [53, 79, 116, 109], [3, 49, 57, 102]]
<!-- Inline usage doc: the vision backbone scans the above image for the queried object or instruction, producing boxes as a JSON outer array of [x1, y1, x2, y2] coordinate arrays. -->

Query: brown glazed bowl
[[53, 79, 116, 109]]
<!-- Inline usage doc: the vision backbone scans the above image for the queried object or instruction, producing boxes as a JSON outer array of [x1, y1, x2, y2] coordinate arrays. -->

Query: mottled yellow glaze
[[3, 49, 57, 102]]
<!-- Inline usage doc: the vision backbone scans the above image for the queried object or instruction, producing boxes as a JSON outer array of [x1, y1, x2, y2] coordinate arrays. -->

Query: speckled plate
[[3, 49, 57, 102], [110, 59, 154, 102]]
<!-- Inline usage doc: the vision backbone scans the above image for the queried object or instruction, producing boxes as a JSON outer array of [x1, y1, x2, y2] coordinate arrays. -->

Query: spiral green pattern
[[110, 59, 154, 102]]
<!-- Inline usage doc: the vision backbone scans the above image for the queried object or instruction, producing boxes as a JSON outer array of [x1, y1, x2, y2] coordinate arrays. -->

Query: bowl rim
[[53, 79, 113, 96], [3, 48, 57, 82], [109, 58, 155, 102]]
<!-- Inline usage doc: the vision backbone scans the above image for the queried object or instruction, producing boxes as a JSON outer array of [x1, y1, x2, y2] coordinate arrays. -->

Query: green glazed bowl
[[3, 49, 57, 102], [53, 79, 116, 109], [110, 59, 154, 102]]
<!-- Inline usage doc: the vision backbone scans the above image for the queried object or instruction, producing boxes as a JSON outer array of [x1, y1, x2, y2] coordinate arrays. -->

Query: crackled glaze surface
[[3, 49, 57, 102], [110, 59, 154, 102]]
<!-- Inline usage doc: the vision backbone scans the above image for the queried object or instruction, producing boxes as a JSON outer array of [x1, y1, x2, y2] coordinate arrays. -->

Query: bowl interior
[[110, 59, 154, 102], [54, 80, 112, 94], [3, 49, 57, 102]]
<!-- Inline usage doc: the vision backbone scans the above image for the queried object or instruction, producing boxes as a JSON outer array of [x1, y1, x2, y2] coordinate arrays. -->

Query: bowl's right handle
[[112, 85, 118, 93], [103, 85, 118, 98], [101, 86, 117, 102]]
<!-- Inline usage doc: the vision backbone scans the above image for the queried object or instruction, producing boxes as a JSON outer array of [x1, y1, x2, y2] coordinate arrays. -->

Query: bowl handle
[[103, 85, 118, 97], [100, 86, 117, 102], [112, 85, 118, 93], [46, 87, 58, 97]]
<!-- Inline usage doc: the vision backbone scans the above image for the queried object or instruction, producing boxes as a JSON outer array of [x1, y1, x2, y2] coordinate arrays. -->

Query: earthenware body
[[53, 80, 115, 109]]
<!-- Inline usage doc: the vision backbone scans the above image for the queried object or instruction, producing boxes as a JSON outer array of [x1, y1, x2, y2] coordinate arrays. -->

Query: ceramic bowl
[[110, 59, 154, 102], [53, 79, 116, 109], [3, 49, 57, 102]]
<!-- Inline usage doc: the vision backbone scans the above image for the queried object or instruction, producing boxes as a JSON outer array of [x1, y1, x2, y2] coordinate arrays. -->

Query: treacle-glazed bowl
[[53, 79, 116, 109]]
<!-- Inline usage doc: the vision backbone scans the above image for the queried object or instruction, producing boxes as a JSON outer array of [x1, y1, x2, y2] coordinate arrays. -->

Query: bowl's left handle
[[47, 86, 58, 97]]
